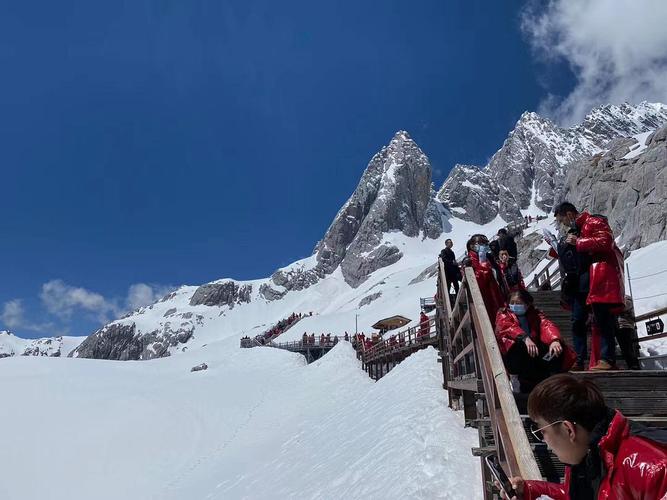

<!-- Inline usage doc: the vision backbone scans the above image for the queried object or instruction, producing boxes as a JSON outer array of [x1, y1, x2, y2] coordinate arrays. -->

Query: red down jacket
[[494, 307, 576, 370], [524, 411, 667, 500], [575, 212, 625, 306], [467, 251, 507, 327]]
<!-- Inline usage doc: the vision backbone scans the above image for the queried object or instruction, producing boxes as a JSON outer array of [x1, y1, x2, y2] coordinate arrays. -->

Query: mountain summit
[[315, 130, 442, 287], [437, 101, 667, 224], [52, 101, 667, 361]]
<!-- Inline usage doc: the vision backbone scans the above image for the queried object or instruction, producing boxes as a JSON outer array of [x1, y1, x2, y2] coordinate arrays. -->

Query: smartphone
[[484, 454, 518, 499]]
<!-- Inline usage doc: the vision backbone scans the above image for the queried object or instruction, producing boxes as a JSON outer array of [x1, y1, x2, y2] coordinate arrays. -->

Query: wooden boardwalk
[[356, 318, 439, 380]]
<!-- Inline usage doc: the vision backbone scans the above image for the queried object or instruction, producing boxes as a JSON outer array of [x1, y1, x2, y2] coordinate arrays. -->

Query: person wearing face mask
[[501, 374, 667, 500], [464, 234, 509, 328], [553, 202, 625, 371], [495, 290, 576, 393]]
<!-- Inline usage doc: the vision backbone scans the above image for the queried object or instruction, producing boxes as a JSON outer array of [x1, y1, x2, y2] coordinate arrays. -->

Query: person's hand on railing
[[524, 337, 539, 357], [548, 341, 562, 358]]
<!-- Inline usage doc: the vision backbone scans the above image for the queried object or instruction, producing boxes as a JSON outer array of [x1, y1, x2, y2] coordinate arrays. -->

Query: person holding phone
[[495, 290, 576, 393], [500, 374, 667, 499]]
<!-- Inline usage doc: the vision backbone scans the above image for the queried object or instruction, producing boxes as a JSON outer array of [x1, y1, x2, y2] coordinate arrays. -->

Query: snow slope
[[625, 240, 667, 356], [0, 331, 83, 358], [0, 342, 481, 500]]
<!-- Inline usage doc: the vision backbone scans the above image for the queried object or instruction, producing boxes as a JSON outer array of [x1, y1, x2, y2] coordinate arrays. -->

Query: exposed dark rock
[[559, 123, 667, 251], [191, 363, 208, 372], [409, 262, 439, 285], [189, 282, 252, 308], [358, 292, 382, 308], [70, 322, 193, 360]]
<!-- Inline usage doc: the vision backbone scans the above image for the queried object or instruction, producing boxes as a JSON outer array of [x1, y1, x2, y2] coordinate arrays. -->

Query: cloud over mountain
[[522, 0, 667, 125]]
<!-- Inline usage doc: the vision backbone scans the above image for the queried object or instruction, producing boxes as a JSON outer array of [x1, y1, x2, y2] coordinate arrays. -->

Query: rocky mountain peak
[[314, 130, 442, 287], [438, 101, 667, 225]]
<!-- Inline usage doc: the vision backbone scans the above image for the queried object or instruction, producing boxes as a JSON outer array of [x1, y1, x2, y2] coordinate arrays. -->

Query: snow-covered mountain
[[23, 101, 667, 362], [0, 330, 83, 358], [437, 101, 667, 224]]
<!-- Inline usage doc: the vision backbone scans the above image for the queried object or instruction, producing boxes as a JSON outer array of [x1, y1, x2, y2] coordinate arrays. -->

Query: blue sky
[[0, 1, 582, 337]]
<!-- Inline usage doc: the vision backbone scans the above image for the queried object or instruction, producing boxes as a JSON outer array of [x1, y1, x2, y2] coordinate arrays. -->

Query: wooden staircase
[[437, 259, 667, 499]]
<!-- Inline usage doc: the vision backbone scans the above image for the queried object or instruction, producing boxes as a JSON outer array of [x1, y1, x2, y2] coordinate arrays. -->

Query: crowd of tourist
[[441, 202, 667, 499], [439, 201, 640, 394], [252, 312, 312, 345]]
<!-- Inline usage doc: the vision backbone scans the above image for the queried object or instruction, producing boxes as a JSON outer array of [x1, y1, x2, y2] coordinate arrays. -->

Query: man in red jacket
[[554, 202, 625, 371], [501, 374, 667, 500]]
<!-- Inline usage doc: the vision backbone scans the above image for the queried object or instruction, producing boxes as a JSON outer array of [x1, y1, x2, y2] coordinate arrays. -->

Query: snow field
[[0, 341, 481, 500]]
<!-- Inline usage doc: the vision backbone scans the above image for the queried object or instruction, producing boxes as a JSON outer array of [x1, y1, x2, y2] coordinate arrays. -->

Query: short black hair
[[445, 238, 452, 244], [497, 228, 508, 235], [554, 202, 579, 217], [466, 234, 488, 251]]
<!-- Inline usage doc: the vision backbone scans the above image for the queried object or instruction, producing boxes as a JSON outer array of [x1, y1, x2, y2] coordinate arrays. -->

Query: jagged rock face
[[437, 165, 502, 224], [189, 282, 252, 307], [358, 292, 382, 308], [270, 267, 320, 292], [317, 131, 442, 287], [559, 123, 667, 251], [515, 232, 546, 278], [71, 321, 193, 360], [439, 102, 667, 225], [71, 323, 140, 360]]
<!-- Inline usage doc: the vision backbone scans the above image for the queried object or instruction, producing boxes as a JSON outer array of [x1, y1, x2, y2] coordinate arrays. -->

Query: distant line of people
[[253, 312, 312, 345]]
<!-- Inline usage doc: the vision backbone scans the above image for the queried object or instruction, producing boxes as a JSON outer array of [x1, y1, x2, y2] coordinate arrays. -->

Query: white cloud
[[40, 280, 117, 322], [522, 0, 667, 125], [0, 299, 52, 332], [38, 279, 174, 325], [126, 283, 174, 310]]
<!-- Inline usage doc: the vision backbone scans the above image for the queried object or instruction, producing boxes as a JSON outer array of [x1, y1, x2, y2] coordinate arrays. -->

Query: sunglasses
[[530, 420, 576, 442]]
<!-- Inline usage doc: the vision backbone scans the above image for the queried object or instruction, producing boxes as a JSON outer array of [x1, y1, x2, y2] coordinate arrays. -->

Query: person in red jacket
[[464, 234, 509, 328], [501, 374, 667, 500], [554, 202, 625, 371], [419, 311, 430, 338], [495, 290, 576, 392]]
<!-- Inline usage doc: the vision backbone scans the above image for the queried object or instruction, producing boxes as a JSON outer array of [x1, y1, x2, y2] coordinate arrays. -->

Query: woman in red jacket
[[465, 234, 508, 327], [495, 290, 576, 392], [501, 374, 667, 500]]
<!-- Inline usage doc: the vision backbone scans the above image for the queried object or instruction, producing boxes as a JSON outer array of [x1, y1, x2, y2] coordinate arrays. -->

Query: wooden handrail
[[437, 257, 542, 489], [464, 267, 542, 480]]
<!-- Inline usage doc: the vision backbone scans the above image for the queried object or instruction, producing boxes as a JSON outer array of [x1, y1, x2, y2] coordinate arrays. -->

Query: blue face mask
[[509, 304, 528, 316], [474, 244, 490, 260]]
